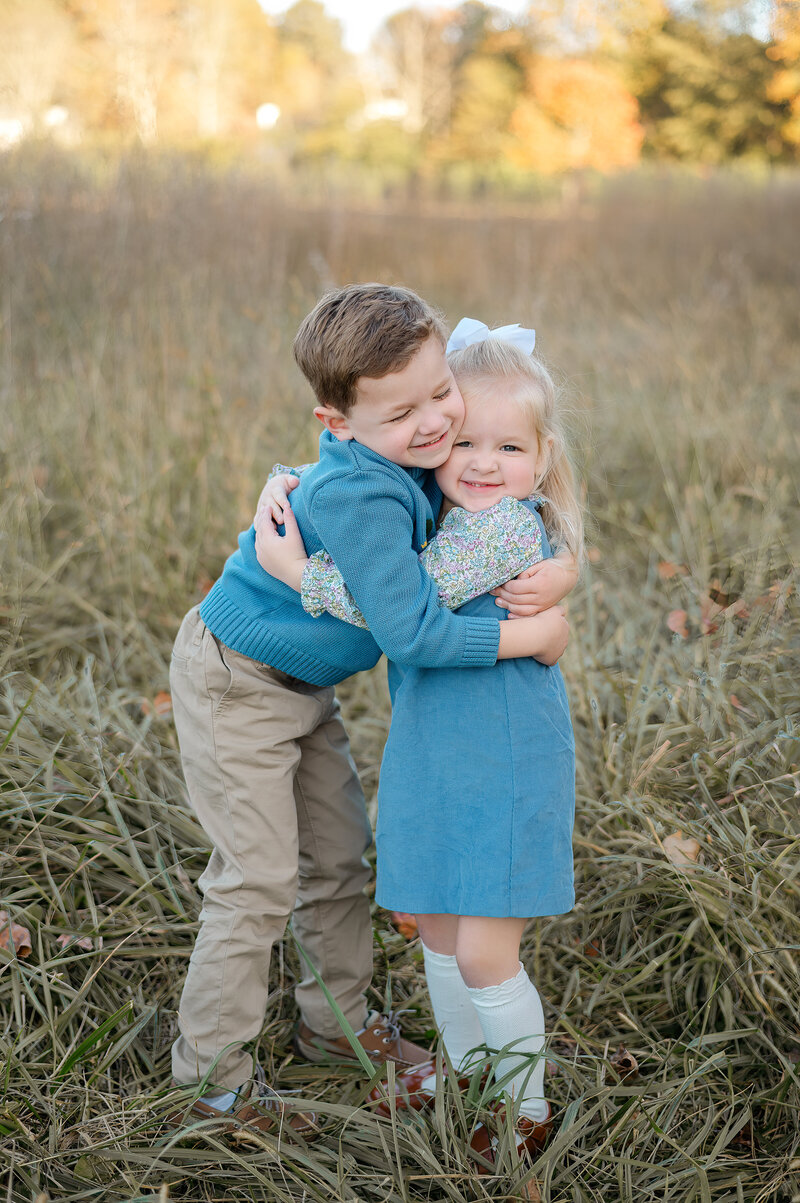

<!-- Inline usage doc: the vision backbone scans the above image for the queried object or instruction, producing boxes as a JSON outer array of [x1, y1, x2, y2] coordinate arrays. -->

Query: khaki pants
[[169, 607, 373, 1090]]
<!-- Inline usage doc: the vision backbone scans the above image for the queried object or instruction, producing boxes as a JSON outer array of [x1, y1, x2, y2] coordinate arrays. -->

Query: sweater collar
[[318, 429, 429, 485]]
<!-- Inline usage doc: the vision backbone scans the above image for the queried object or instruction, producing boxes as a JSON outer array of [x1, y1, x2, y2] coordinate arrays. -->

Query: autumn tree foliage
[[0, 0, 796, 173], [767, 0, 800, 148], [510, 58, 644, 173]]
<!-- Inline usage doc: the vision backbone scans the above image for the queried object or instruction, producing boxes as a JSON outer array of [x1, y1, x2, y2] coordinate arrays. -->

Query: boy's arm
[[308, 472, 500, 668], [257, 501, 568, 665], [299, 496, 542, 626], [491, 550, 579, 617]]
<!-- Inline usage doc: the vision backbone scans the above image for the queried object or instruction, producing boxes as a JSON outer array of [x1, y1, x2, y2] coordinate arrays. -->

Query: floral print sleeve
[[268, 462, 313, 480], [301, 495, 543, 629]]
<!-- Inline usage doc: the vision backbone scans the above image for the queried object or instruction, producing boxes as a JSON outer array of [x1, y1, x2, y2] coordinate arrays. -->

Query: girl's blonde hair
[[448, 339, 584, 561]]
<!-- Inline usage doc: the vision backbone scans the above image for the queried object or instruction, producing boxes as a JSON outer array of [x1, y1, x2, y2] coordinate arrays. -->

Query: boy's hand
[[254, 473, 301, 527], [491, 554, 578, 617], [255, 505, 309, 593], [495, 604, 569, 664], [530, 604, 570, 665]]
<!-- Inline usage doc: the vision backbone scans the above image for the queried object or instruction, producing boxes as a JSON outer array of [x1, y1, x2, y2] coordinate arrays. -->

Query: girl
[[258, 322, 582, 1160]]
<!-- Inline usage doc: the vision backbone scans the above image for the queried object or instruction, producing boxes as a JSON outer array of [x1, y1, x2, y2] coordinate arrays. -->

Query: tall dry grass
[[1, 150, 799, 1202]]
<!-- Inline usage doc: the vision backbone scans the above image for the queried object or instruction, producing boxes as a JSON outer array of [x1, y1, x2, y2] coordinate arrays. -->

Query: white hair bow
[[446, 317, 536, 355]]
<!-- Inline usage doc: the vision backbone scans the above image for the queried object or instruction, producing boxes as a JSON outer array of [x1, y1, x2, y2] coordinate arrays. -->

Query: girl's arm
[[490, 551, 579, 616]]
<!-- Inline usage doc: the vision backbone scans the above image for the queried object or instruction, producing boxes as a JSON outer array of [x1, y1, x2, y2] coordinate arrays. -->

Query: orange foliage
[[510, 58, 643, 174], [767, 1, 800, 145]]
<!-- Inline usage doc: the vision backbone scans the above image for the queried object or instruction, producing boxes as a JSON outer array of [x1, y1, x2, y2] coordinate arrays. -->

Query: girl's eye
[[501, 444, 521, 452], [433, 387, 452, 401], [453, 440, 472, 448]]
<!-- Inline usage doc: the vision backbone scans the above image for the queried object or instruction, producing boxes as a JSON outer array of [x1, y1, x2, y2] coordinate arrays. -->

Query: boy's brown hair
[[293, 283, 447, 415]]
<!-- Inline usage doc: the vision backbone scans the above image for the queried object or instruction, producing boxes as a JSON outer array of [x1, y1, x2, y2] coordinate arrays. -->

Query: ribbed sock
[[467, 962, 548, 1122], [197, 1088, 239, 1111], [421, 941, 486, 1072]]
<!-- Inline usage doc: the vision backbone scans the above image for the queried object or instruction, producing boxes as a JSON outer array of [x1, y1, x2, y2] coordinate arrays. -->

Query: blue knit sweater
[[199, 431, 501, 686]]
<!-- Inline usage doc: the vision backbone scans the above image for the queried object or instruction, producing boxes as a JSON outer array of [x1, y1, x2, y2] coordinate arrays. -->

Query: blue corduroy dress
[[375, 509, 576, 919]]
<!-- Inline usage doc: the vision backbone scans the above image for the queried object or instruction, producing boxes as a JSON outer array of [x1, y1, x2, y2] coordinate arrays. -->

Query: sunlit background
[[1, 0, 798, 188]]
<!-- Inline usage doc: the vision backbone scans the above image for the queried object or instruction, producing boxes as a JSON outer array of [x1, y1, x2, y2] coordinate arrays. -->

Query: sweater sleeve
[[301, 496, 543, 627], [308, 470, 500, 668]]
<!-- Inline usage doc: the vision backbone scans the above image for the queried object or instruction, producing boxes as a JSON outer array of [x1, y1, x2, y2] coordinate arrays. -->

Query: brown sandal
[[367, 1057, 489, 1116], [469, 1101, 552, 1169], [168, 1065, 320, 1140]]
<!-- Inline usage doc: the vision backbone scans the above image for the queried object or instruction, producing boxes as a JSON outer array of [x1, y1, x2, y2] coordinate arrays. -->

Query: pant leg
[[292, 693, 374, 1037], [170, 608, 329, 1090]]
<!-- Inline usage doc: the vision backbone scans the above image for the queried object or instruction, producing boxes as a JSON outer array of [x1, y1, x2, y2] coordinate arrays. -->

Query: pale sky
[[260, 0, 528, 54]]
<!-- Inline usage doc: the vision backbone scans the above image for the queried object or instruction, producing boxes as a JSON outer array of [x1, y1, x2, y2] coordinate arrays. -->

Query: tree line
[[1, 0, 798, 176]]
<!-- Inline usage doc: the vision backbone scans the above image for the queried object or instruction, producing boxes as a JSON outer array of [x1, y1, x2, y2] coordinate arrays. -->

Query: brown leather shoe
[[367, 1057, 489, 1117], [168, 1065, 320, 1141], [294, 1010, 429, 1070], [469, 1102, 552, 1169]]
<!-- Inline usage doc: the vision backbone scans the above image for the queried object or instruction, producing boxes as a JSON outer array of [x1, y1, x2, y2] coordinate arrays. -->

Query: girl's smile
[[435, 387, 550, 514]]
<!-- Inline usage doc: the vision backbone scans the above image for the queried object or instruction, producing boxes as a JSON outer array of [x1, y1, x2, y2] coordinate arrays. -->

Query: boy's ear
[[313, 405, 354, 441]]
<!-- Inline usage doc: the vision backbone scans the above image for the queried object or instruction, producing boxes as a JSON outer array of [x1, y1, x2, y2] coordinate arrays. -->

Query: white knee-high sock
[[421, 942, 486, 1071], [467, 963, 548, 1122]]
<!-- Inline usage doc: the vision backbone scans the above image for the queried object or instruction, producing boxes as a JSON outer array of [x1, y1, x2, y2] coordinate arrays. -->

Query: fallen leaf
[[56, 933, 94, 951], [609, 1045, 639, 1080], [753, 580, 793, 617], [726, 598, 750, 620], [663, 830, 701, 870], [142, 691, 172, 718], [586, 547, 601, 563], [0, 911, 32, 958], [700, 592, 724, 635], [731, 1118, 757, 1149], [658, 561, 687, 580], [32, 464, 50, 490], [708, 580, 729, 606], [667, 609, 689, 637], [197, 575, 214, 599], [390, 911, 418, 940]]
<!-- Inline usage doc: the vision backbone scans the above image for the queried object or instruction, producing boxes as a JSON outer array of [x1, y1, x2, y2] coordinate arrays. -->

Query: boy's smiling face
[[314, 336, 465, 469]]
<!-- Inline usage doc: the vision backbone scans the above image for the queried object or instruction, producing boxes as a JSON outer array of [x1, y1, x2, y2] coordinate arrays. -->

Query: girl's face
[[434, 383, 549, 513]]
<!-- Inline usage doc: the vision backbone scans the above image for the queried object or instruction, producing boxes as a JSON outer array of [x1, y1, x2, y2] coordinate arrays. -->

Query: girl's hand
[[491, 553, 578, 617], [254, 473, 301, 527], [255, 505, 309, 593]]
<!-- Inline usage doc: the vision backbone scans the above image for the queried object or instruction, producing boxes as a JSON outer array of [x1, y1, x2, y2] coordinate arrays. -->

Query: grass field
[[1, 151, 799, 1202]]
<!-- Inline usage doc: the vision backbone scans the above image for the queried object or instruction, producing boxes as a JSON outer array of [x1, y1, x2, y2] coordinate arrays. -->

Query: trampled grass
[[1, 151, 799, 1201]]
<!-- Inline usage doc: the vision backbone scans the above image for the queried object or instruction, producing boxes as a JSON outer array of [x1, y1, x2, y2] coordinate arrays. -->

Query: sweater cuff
[[460, 617, 501, 666]]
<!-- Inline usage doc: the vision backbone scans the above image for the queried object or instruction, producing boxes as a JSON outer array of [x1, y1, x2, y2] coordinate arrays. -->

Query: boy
[[169, 284, 571, 1134]]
